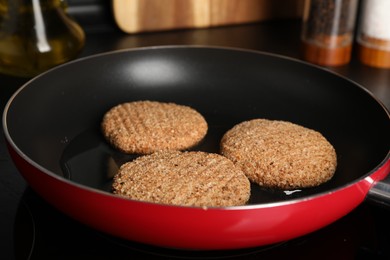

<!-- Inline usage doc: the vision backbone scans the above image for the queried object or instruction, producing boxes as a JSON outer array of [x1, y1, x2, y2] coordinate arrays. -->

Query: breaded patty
[[112, 151, 251, 207], [220, 119, 337, 189], [101, 101, 208, 154]]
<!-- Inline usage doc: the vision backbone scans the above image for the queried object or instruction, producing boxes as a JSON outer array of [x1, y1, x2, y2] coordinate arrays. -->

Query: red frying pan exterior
[[7, 145, 390, 249], [3, 46, 390, 249]]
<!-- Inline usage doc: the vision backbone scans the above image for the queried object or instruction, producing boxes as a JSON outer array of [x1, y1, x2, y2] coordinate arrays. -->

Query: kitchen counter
[[1, 14, 389, 259]]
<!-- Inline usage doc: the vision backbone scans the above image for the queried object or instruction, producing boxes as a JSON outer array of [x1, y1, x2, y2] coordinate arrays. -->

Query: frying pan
[[3, 46, 390, 250]]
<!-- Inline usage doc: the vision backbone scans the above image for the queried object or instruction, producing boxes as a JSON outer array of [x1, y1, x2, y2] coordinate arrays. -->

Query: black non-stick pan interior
[[5, 47, 390, 204]]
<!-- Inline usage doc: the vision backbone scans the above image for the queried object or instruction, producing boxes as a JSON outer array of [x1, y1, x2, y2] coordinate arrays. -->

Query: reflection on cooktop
[[13, 188, 390, 259]]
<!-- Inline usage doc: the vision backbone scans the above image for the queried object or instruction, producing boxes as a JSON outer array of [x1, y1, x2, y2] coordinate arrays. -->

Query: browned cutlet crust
[[112, 151, 250, 207], [220, 119, 337, 189], [101, 101, 208, 154]]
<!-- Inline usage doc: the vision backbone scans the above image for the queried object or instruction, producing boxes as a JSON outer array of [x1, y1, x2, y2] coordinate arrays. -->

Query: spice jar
[[357, 0, 390, 68], [0, 0, 85, 77], [301, 0, 358, 66]]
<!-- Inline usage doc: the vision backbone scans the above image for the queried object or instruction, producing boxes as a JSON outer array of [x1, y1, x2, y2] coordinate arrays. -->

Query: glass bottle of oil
[[0, 0, 85, 77]]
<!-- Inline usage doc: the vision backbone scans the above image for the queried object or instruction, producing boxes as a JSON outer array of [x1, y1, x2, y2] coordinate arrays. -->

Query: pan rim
[[3, 45, 390, 210]]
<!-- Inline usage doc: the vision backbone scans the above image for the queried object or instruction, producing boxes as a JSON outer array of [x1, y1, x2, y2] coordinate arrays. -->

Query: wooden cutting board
[[113, 0, 304, 34]]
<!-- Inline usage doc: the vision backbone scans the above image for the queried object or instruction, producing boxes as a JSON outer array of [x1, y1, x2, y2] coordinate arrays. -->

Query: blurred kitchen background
[[2, 0, 388, 107]]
